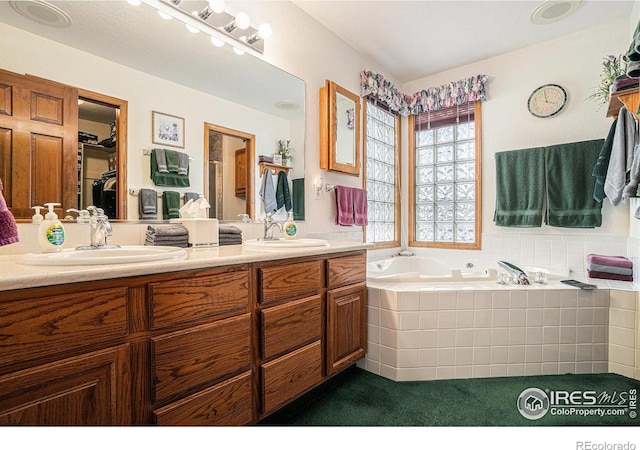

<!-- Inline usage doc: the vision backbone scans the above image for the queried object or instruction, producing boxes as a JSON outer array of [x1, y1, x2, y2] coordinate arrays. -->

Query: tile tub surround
[[358, 285, 640, 382]]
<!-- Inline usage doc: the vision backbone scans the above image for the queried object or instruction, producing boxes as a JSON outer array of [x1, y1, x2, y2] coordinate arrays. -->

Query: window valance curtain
[[360, 70, 488, 116]]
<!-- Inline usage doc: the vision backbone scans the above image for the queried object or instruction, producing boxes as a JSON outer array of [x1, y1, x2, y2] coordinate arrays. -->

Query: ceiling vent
[[530, 1, 583, 25], [10, 1, 72, 28]]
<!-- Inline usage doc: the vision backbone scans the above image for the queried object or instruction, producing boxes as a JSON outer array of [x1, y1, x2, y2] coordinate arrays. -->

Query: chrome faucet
[[260, 212, 283, 241], [497, 261, 531, 285], [77, 206, 119, 249]]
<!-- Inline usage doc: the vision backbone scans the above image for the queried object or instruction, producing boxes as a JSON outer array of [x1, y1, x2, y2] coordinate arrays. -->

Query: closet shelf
[[258, 162, 291, 175]]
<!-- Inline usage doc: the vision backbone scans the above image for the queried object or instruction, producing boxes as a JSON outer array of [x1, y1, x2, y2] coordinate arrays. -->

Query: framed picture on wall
[[152, 111, 185, 148]]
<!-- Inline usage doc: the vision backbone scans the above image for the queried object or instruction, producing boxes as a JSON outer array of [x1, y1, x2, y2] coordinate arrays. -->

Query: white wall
[[403, 18, 632, 240]]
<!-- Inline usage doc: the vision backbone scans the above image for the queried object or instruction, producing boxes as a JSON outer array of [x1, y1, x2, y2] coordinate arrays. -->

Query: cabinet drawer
[[261, 294, 322, 360], [327, 253, 366, 288], [258, 260, 323, 304], [261, 340, 322, 414], [152, 314, 251, 404], [0, 286, 128, 368], [154, 371, 252, 426], [149, 269, 249, 329]]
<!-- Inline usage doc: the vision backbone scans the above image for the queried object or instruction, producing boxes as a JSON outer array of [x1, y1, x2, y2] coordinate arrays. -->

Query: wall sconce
[[134, 0, 271, 55]]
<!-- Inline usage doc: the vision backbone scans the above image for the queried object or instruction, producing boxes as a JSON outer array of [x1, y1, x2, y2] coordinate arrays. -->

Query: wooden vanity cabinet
[[0, 250, 367, 425]]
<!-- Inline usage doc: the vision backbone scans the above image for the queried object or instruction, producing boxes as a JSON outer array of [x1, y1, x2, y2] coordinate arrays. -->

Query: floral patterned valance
[[360, 70, 488, 116]]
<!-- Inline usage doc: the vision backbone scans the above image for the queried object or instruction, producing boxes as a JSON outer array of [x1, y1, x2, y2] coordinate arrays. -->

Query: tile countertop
[[0, 241, 374, 292]]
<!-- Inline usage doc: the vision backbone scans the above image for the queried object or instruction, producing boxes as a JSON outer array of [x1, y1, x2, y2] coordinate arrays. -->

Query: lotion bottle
[[283, 211, 297, 239], [38, 203, 65, 252], [31, 206, 43, 224]]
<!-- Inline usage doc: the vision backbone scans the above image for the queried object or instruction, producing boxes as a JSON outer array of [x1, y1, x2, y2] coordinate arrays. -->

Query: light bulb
[[208, 0, 225, 14], [234, 12, 250, 30], [257, 23, 272, 39], [158, 10, 172, 20], [186, 23, 199, 33], [233, 46, 245, 56], [210, 36, 224, 47], [126, 0, 141, 6]]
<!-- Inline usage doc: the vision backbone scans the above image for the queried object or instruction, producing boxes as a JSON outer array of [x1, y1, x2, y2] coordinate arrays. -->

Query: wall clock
[[527, 84, 568, 118]]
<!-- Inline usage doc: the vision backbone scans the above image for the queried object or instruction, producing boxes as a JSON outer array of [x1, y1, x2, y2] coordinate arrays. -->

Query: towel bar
[[326, 184, 336, 191]]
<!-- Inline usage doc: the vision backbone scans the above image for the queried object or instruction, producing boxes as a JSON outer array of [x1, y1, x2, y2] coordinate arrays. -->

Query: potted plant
[[277, 139, 294, 166], [587, 54, 629, 110]]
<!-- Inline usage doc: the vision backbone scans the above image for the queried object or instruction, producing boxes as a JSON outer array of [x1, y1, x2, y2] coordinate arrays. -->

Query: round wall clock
[[527, 84, 568, 118]]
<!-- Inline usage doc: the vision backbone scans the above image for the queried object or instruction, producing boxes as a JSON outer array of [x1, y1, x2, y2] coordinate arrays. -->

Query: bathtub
[[360, 256, 614, 382]]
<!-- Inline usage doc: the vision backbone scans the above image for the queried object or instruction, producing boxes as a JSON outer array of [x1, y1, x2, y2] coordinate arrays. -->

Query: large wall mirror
[[320, 80, 361, 176], [0, 1, 305, 221]]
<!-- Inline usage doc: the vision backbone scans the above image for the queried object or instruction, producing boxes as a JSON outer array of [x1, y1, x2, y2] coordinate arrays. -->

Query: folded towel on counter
[[276, 171, 292, 212], [151, 149, 190, 187], [138, 188, 158, 220], [259, 168, 277, 213], [593, 119, 617, 202], [292, 178, 305, 220], [494, 147, 545, 227], [604, 106, 638, 205], [145, 224, 189, 247], [545, 139, 604, 228], [219, 225, 242, 235], [586, 263, 634, 276], [587, 270, 633, 282], [162, 191, 181, 220], [353, 187, 368, 226], [587, 254, 633, 269], [219, 236, 243, 246], [335, 185, 354, 226]]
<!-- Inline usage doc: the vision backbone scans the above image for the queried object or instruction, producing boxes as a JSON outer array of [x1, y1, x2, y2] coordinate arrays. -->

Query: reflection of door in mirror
[[78, 90, 127, 219], [204, 123, 254, 221]]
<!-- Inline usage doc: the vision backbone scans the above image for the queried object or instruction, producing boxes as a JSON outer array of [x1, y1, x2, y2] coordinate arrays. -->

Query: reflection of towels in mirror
[[276, 171, 292, 212], [139, 188, 158, 220], [260, 168, 277, 213], [151, 149, 190, 187], [162, 190, 181, 220]]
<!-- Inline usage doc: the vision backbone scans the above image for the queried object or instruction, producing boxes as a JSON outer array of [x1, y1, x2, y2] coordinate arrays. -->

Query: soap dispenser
[[31, 206, 44, 224], [283, 211, 297, 239], [38, 203, 65, 252]]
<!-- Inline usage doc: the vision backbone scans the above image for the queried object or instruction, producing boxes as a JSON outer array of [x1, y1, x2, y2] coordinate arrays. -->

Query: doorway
[[204, 123, 255, 221]]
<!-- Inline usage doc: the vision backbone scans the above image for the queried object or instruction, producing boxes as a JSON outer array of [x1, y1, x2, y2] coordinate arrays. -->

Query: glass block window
[[364, 98, 399, 247], [410, 101, 481, 249]]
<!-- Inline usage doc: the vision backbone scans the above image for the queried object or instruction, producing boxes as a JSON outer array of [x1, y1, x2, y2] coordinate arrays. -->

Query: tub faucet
[[260, 212, 282, 241], [497, 261, 531, 285]]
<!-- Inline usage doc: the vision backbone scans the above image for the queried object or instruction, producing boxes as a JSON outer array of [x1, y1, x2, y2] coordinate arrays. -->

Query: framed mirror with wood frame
[[320, 80, 361, 176]]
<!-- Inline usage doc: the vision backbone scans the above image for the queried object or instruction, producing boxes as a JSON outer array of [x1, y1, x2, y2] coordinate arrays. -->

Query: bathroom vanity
[[0, 244, 368, 425]]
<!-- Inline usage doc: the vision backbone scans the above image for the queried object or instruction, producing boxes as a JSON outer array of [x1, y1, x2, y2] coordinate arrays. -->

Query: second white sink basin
[[243, 238, 330, 250], [19, 245, 188, 266]]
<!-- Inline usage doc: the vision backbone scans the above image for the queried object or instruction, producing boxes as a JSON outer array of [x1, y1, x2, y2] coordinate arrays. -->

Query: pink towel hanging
[[353, 188, 368, 226], [335, 185, 354, 226]]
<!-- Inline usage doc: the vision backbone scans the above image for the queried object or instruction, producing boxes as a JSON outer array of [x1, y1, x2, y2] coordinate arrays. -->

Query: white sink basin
[[243, 238, 330, 250], [19, 245, 188, 266]]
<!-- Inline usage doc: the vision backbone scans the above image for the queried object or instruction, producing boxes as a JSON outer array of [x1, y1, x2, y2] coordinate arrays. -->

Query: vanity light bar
[[137, 0, 267, 56]]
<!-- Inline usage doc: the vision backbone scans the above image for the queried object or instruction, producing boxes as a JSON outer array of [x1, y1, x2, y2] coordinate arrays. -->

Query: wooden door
[[0, 345, 130, 425], [0, 69, 78, 218], [235, 147, 246, 197], [326, 283, 367, 375]]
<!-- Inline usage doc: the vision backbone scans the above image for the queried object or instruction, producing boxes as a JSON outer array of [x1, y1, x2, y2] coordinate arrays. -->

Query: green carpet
[[258, 367, 640, 426]]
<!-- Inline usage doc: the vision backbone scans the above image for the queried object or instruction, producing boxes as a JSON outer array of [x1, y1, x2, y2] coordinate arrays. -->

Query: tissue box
[[170, 218, 218, 247]]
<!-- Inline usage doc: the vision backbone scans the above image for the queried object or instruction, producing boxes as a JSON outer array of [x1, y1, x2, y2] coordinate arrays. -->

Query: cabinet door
[[0, 69, 78, 218], [0, 345, 130, 425], [326, 283, 367, 375]]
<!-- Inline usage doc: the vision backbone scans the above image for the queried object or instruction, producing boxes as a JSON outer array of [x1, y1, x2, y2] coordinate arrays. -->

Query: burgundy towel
[[353, 188, 368, 226], [335, 185, 354, 226], [0, 180, 18, 246], [587, 270, 633, 282], [586, 254, 633, 269]]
